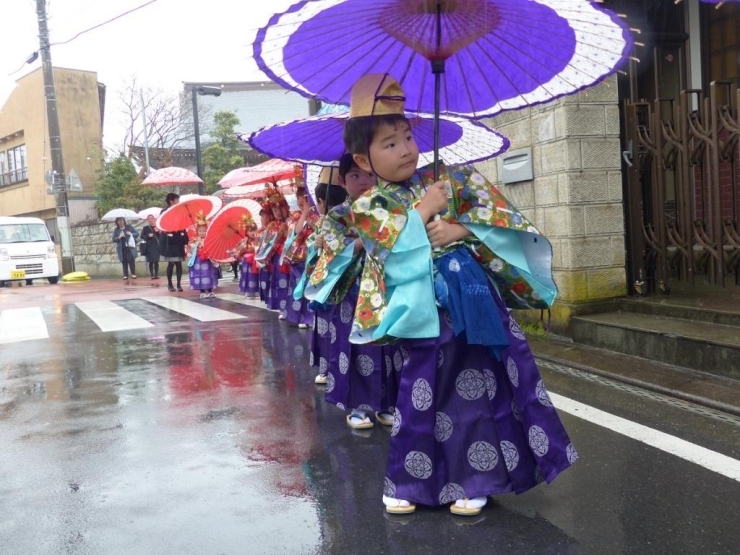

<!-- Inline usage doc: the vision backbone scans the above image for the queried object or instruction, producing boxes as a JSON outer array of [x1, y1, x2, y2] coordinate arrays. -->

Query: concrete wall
[[475, 75, 627, 307], [72, 222, 127, 278]]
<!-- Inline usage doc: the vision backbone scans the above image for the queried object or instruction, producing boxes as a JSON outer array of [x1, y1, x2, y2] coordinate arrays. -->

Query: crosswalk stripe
[[75, 301, 155, 332], [142, 296, 246, 322], [217, 293, 272, 311], [0, 307, 49, 344]]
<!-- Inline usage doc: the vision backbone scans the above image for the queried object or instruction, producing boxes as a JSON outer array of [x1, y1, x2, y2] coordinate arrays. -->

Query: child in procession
[[339, 73, 576, 516], [187, 216, 218, 299]]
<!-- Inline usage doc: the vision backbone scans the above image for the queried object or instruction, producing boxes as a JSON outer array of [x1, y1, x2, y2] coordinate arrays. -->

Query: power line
[[50, 0, 160, 47], [7, 0, 160, 78]]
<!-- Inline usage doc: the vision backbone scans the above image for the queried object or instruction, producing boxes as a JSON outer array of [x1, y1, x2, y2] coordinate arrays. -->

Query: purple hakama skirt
[[323, 287, 399, 414], [384, 296, 577, 507], [239, 259, 259, 296], [188, 259, 218, 291], [285, 263, 314, 327], [311, 305, 335, 375], [259, 267, 271, 303], [268, 262, 290, 313]]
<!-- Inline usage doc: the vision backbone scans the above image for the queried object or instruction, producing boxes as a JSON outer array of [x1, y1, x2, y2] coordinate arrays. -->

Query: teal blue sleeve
[[464, 224, 558, 307], [292, 243, 318, 301], [304, 242, 356, 303], [349, 210, 439, 344]]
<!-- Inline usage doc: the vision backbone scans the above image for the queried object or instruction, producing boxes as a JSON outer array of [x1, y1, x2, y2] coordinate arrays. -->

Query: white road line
[[551, 392, 740, 483], [142, 296, 246, 322], [0, 307, 49, 344], [217, 293, 272, 311], [75, 301, 154, 332]]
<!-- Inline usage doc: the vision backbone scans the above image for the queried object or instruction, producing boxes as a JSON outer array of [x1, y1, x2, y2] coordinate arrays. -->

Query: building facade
[[0, 66, 105, 234], [478, 0, 740, 331]]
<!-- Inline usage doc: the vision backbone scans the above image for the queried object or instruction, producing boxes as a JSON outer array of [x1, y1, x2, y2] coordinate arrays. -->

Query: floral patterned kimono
[[303, 200, 399, 415], [255, 220, 289, 311], [314, 163, 576, 507], [283, 208, 320, 326]]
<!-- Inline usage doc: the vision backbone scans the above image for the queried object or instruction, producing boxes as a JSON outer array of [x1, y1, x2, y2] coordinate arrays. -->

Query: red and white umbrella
[[142, 167, 203, 186], [156, 195, 222, 232], [218, 159, 301, 188], [204, 202, 259, 262]]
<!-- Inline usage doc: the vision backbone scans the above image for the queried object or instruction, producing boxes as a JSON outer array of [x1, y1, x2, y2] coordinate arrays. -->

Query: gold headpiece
[[349, 73, 406, 118], [318, 166, 341, 186], [195, 211, 207, 226], [239, 213, 255, 233]]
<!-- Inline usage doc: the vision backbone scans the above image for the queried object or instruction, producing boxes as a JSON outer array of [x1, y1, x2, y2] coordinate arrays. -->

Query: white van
[[0, 216, 60, 285]]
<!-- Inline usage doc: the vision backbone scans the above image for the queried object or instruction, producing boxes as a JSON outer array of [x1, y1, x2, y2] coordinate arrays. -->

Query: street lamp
[[191, 85, 221, 195]]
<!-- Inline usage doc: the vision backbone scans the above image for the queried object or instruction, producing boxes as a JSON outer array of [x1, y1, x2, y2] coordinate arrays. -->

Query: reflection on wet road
[[1, 295, 739, 554]]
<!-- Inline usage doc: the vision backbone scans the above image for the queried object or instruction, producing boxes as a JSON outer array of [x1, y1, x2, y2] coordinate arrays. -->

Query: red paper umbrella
[[142, 166, 203, 186], [156, 195, 222, 232], [203, 203, 258, 261], [218, 159, 301, 188], [224, 198, 262, 222]]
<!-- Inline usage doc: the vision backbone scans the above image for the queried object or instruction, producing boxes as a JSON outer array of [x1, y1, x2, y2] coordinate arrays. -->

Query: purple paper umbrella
[[246, 110, 510, 167], [254, 0, 633, 118]]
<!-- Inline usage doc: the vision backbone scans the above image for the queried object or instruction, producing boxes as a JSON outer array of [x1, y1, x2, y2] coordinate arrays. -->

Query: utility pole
[[36, 0, 74, 274]]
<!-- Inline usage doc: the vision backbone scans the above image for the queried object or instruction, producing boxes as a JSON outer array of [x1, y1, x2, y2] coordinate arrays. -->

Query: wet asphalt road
[[1, 281, 740, 555]]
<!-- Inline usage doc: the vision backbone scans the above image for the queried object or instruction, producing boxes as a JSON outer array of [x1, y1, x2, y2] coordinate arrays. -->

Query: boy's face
[[341, 166, 376, 200], [260, 212, 270, 226], [355, 120, 418, 183], [297, 194, 308, 210], [197, 225, 207, 239]]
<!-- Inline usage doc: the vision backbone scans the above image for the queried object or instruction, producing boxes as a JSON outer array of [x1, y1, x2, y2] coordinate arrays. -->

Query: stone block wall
[[72, 222, 126, 277], [475, 75, 627, 325]]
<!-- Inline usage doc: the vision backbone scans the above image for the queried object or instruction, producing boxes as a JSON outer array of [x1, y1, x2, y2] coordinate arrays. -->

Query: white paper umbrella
[[137, 207, 162, 220], [101, 208, 138, 222]]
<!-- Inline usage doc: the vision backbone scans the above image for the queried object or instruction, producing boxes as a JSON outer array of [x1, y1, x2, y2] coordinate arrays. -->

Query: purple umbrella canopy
[[253, 0, 634, 119], [246, 109, 510, 167]]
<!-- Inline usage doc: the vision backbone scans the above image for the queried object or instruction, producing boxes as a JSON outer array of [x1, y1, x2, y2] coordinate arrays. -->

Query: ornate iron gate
[[623, 84, 740, 293]]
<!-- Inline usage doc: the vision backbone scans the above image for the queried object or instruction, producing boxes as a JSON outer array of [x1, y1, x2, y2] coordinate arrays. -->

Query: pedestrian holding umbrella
[[101, 208, 138, 222]]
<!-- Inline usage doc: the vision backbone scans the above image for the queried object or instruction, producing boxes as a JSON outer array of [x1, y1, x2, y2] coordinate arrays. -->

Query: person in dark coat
[[112, 217, 139, 280], [159, 193, 188, 292], [141, 214, 162, 279]]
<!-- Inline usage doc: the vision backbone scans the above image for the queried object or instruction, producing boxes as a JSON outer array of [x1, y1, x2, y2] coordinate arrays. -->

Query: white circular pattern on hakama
[[506, 357, 519, 387], [511, 399, 522, 421], [500, 440, 519, 472], [391, 408, 402, 436], [336, 402, 345, 410], [528, 425, 549, 456], [404, 451, 433, 479], [411, 379, 433, 411], [279, 299, 286, 309], [384, 477, 396, 497], [340, 301, 353, 323], [316, 317, 329, 335], [400, 345, 410, 364], [468, 441, 499, 471], [437, 350, 444, 369], [292, 300, 302, 311], [309, 351, 314, 367], [439, 483, 465, 504], [535, 468, 546, 484], [329, 322, 336, 344], [194, 277, 200, 284], [434, 412, 453, 442], [358, 404, 373, 412], [356, 354, 374, 377], [339, 352, 349, 374], [393, 350, 403, 372], [260, 281, 266, 288], [509, 318, 526, 340], [567, 443, 579, 464], [483, 368, 497, 400], [278, 278, 288, 288], [536, 380, 553, 407], [319, 357, 328, 373], [385, 355, 393, 376], [194, 262, 201, 270], [456, 369, 486, 400], [325, 372, 335, 393], [448, 258, 461, 272]]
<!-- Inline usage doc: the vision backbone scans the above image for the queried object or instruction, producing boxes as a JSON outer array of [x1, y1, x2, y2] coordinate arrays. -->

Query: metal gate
[[623, 83, 740, 293]]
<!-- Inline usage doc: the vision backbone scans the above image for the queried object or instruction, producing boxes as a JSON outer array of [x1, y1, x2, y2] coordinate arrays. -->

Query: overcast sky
[[0, 0, 296, 148]]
